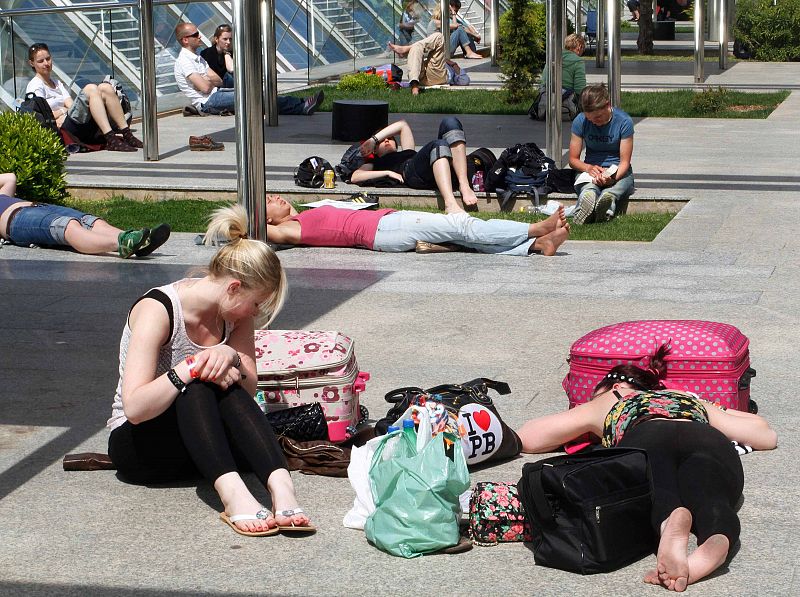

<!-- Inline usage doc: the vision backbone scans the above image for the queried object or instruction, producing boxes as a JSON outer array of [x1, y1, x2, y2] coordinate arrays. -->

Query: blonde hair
[[205, 203, 287, 326], [580, 83, 610, 113], [565, 33, 585, 53], [431, 5, 442, 20]]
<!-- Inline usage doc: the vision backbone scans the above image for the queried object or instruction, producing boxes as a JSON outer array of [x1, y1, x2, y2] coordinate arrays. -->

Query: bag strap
[[383, 386, 425, 404], [463, 377, 511, 395], [528, 468, 558, 527]]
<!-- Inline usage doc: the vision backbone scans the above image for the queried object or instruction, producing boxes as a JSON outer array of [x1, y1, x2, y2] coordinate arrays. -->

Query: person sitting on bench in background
[[388, 33, 469, 94], [174, 22, 323, 116], [0, 172, 170, 258]]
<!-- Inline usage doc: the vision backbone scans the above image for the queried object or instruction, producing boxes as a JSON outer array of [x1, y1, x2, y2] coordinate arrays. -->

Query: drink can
[[323, 169, 335, 189]]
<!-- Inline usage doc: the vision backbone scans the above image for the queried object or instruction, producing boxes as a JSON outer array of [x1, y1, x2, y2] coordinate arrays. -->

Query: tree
[[499, 0, 545, 103], [637, 0, 655, 54]]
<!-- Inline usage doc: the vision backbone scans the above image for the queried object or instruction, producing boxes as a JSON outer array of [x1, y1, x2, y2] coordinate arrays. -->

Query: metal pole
[[718, 0, 728, 70], [233, 0, 267, 241], [606, 0, 621, 106], [490, 0, 499, 66], [694, 0, 704, 83], [545, 0, 564, 168], [440, 0, 450, 60], [261, 0, 278, 126], [707, 0, 718, 41], [137, 0, 158, 161], [574, 0, 582, 39], [595, 0, 605, 68]]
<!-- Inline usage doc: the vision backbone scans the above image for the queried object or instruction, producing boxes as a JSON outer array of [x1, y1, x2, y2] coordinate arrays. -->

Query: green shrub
[[689, 87, 731, 114], [499, 0, 545, 102], [337, 72, 388, 92], [734, 0, 800, 62], [0, 112, 67, 202]]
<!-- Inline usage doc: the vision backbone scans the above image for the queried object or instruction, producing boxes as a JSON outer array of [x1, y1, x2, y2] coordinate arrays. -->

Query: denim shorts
[[7, 204, 99, 246]]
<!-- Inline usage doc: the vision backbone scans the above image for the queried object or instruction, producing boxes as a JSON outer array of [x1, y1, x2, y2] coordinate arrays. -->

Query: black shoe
[[134, 223, 171, 257]]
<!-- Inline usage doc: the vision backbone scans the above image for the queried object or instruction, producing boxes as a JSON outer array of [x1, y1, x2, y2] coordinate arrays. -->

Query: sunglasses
[[184, 31, 200, 39]]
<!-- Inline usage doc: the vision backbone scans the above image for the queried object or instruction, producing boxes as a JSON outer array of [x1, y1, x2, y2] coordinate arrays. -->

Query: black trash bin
[[331, 99, 389, 142], [653, 20, 676, 41]]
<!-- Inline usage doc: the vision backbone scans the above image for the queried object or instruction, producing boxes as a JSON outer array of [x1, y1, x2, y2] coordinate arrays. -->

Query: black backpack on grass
[[294, 156, 334, 188], [334, 143, 366, 184], [18, 92, 63, 145]]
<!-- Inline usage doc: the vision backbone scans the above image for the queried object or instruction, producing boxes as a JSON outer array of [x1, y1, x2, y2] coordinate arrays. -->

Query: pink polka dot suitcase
[[254, 330, 370, 442], [563, 320, 756, 411]]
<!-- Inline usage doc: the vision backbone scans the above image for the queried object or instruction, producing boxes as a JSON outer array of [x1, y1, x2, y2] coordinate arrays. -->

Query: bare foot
[[460, 186, 479, 207], [465, 52, 483, 59], [411, 84, 421, 96], [528, 207, 565, 237], [530, 227, 569, 256], [687, 534, 729, 587], [215, 472, 276, 534], [268, 469, 311, 528], [387, 42, 409, 58], [656, 507, 692, 592], [643, 569, 661, 585]]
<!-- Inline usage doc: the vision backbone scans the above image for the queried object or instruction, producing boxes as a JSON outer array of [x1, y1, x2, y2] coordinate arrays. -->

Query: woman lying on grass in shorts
[[107, 204, 314, 537], [0, 172, 169, 258], [517, 344, 777, 591]]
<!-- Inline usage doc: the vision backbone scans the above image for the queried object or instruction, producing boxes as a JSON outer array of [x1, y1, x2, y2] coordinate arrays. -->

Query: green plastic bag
[[364, 429, 470, 558]]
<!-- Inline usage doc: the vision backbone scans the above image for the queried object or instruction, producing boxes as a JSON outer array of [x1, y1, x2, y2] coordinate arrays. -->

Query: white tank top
[[107, 279, 232, 430]]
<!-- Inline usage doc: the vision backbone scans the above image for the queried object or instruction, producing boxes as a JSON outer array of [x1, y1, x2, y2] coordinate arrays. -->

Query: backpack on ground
[[103, 75, 133, 125], [359, 64, 403, 83], [294, 156, 334, 188], [466, 147, 497, 184], [334, 143, 366, 184], [18, 92, 63, 145], [485, 142, 556, 210], [529, 87, 580, 122], [517, 447, 656, 574]]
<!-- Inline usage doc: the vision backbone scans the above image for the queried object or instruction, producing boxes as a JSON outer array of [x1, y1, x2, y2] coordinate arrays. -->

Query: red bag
[[563, 320, 756, 411]]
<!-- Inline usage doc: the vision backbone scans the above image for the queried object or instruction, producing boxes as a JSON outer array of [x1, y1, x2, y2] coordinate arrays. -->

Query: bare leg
[[687, 534, 730, 587], [82, 84, 113, 135], [98, 82, 129, 130], [432, 158, 464, 214], [388, 42, 410, 57], [655, 507, 692, 592], [215, 471, 276, 534], [449, 140, 478, 207], [63, 219, 119, 254], [268, 468, 311, 527], [529, 226, 569, 256]]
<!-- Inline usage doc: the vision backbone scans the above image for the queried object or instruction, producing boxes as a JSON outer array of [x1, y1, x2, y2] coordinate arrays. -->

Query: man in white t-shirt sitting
[[173, 22, 323, 116]]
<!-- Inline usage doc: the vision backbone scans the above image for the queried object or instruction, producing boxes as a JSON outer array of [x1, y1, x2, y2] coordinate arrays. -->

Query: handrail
[[0, 0, 208, 18]]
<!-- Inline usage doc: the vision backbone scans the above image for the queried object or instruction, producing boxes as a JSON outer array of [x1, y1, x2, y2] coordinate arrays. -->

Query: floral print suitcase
[[563, 320, 756, 411], [254, 330, 370, 442]]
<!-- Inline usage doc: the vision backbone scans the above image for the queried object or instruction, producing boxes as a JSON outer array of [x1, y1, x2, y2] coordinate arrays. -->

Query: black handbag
[[517, 447, 656, 575], [265, 402, 329, 442], [376, 378, 522, 467]]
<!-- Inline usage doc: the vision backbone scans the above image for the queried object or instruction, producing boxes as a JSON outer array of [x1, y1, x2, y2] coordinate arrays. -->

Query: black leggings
[[619, 419, 744, 546], [108, 381, 287, 485]]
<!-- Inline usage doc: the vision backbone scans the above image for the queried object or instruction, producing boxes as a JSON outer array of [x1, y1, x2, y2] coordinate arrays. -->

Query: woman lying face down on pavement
[[517, 344, 777, 591], [263, 196, 569, 257], [0, 172, 169, 258], [107, 204, 315, 537]]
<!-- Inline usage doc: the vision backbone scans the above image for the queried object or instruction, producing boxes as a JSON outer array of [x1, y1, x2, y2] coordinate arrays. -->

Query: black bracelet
[[167, 368, 187, 393], [232, 352, 242, 368], [371, 135, 379, 145]]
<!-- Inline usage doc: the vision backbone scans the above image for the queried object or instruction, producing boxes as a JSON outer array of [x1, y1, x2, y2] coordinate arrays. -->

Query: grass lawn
[[62, 196, 677, 242], [288, 87, 788, 119]]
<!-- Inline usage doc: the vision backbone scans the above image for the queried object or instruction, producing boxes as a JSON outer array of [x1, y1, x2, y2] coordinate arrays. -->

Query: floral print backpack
[[467, 482, 533, 546]]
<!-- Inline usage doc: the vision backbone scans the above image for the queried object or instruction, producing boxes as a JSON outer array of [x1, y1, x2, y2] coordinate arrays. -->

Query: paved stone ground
[[1, 65, 799, 596]]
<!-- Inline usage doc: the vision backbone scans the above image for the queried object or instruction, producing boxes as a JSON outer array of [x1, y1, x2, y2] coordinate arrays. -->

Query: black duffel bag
[[517, 447, 655, 574]]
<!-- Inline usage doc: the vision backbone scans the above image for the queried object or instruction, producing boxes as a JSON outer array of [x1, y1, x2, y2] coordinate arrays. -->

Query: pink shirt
[[290, 206, 395, 249]]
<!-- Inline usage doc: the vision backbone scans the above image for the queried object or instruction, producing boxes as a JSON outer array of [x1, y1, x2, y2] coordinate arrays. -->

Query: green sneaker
[[118, 228, 149, 259], [134, 223, 171, 257]]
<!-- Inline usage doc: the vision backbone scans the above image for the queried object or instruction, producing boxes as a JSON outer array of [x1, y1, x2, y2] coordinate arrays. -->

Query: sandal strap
[[229, 508, 273, 523], [275, 508, 305, 517]]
